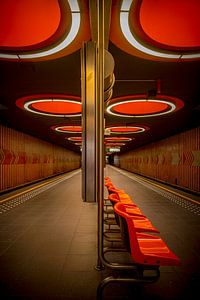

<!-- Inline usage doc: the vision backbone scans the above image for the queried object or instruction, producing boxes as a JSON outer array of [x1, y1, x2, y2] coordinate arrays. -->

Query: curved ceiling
[[0, 0, 199, 154], [110, 0, 200, 61], [0, 0, 61, 48], [0, 0, 90, 60], [139, 0, 200, 49]]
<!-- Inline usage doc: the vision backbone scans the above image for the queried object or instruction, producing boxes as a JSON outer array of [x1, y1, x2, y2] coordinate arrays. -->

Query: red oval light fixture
[[110, 0, 200, 61], [52, 125, 82, 133], [139, 0, 200, 49], [106, 94, 184, 118], [0, 0, 90, 61], [105, 137, 132, 142], [106, 126, 147, 134], [16, 95, 81, 117], [0, 0, 61, 48], [68, 137, 82, 141]]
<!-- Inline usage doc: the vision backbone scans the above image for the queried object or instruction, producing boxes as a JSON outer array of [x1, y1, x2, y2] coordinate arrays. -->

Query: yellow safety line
[[0, 173, 67, 204], [138, 176, 200, 205], [117, 168, 200, 206]]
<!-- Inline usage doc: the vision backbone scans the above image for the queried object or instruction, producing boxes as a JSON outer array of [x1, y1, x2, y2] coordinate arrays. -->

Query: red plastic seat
[[107, 186, 126, 196], [115, 202, 159, 233], [130, 216, 159, 233], [108, 192, 132, 205], [114, 202, 180, 266], [109, 195, 159, 232], [105, 181, 114, 188]]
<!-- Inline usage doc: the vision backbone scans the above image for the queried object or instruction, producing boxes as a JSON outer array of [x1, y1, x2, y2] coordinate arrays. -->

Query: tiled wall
[[0, 124, 81, 192], [115, 127, 200, 193]]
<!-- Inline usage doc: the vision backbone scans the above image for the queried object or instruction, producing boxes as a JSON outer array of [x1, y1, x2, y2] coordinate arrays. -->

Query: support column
[[81, 41, 97, 202], [96, 0, 105, 269]]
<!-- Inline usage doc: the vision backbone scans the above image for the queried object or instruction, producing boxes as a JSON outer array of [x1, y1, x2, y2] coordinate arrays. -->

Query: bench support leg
[[97, 268, 160, 299]]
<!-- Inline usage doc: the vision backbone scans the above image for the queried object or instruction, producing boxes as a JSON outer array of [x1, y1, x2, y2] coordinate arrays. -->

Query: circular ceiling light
[[52, 125, 82, 133], [105, 137, 132, 142], [110, 0, 200, 61], [16, 95, 81, 117], [68, 137, 82, 141], [106, 126, 147, 134], [0, 0, 90, 61], [106, 95, 184, 117], [0, 0, 61, 48], [139, 0, 200, 49]]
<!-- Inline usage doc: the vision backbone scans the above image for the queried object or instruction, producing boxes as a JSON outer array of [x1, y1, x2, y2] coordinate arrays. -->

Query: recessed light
[[106, 94, 184, 117], [16, 95, 81, 117], [52, 125, 82, 133], [68, 137, 82, 141], [111, 0, 200, 61], [0, 0, 80, 60], [106, 126, 147, 134], [24, 99, 81, 117]]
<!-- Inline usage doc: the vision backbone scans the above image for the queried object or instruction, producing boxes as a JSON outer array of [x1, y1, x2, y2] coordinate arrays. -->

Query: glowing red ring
[[51, 125, 82, 133], [106, 94, 184, 118], [16, 94, 81, 117], [106, 126, 148, 134], [68, 137, 82, 141]]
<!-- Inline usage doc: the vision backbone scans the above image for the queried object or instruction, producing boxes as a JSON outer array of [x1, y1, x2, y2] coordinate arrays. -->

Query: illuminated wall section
[[115, 127, 200, 193], [0, 124, 81, 192]]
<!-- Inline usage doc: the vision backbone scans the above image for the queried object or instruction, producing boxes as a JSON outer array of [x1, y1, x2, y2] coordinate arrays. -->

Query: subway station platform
[[0, 166, 200, 299]]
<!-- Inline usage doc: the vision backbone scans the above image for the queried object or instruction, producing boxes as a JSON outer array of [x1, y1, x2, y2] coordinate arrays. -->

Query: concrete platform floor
[[0, 166, 200, 299]]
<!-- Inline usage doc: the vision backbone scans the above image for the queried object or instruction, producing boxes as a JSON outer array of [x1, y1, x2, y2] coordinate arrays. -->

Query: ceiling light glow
[[106, 126, 146, 134], [68, 137, 82, 141], [23, 99, 81, 117], [107, 99, 176, 117], [107, 148, 121, 152], [52, 125, 82, 133], [0, 0, 80, 60], [120, 0, 200, 60]]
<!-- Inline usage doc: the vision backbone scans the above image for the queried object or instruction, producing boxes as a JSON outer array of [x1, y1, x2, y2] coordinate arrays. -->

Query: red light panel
[[110, 0, 200, 61], [113, 101, 169, 115], [16, 95, 81, 117], [31, 101, 81, 115], [107, 126, 146, 134], [68, 137, 82, 141], [107, 95, 184, 117], [139, 0, 200, 48], [53, 126, 82, 133], [0, 0, 60, 47]]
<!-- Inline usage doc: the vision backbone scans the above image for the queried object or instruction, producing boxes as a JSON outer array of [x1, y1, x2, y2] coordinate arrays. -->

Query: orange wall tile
[[0, 124, 81, 192], [115, 127, 200, 193]]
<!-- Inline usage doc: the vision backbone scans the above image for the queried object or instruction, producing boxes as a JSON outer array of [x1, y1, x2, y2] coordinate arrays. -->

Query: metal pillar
[[96, 0, 105, 269], [81, 41, 97, 202]]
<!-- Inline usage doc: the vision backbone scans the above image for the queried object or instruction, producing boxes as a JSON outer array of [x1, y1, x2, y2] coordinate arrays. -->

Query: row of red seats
[[104, 177, 180, 267]]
